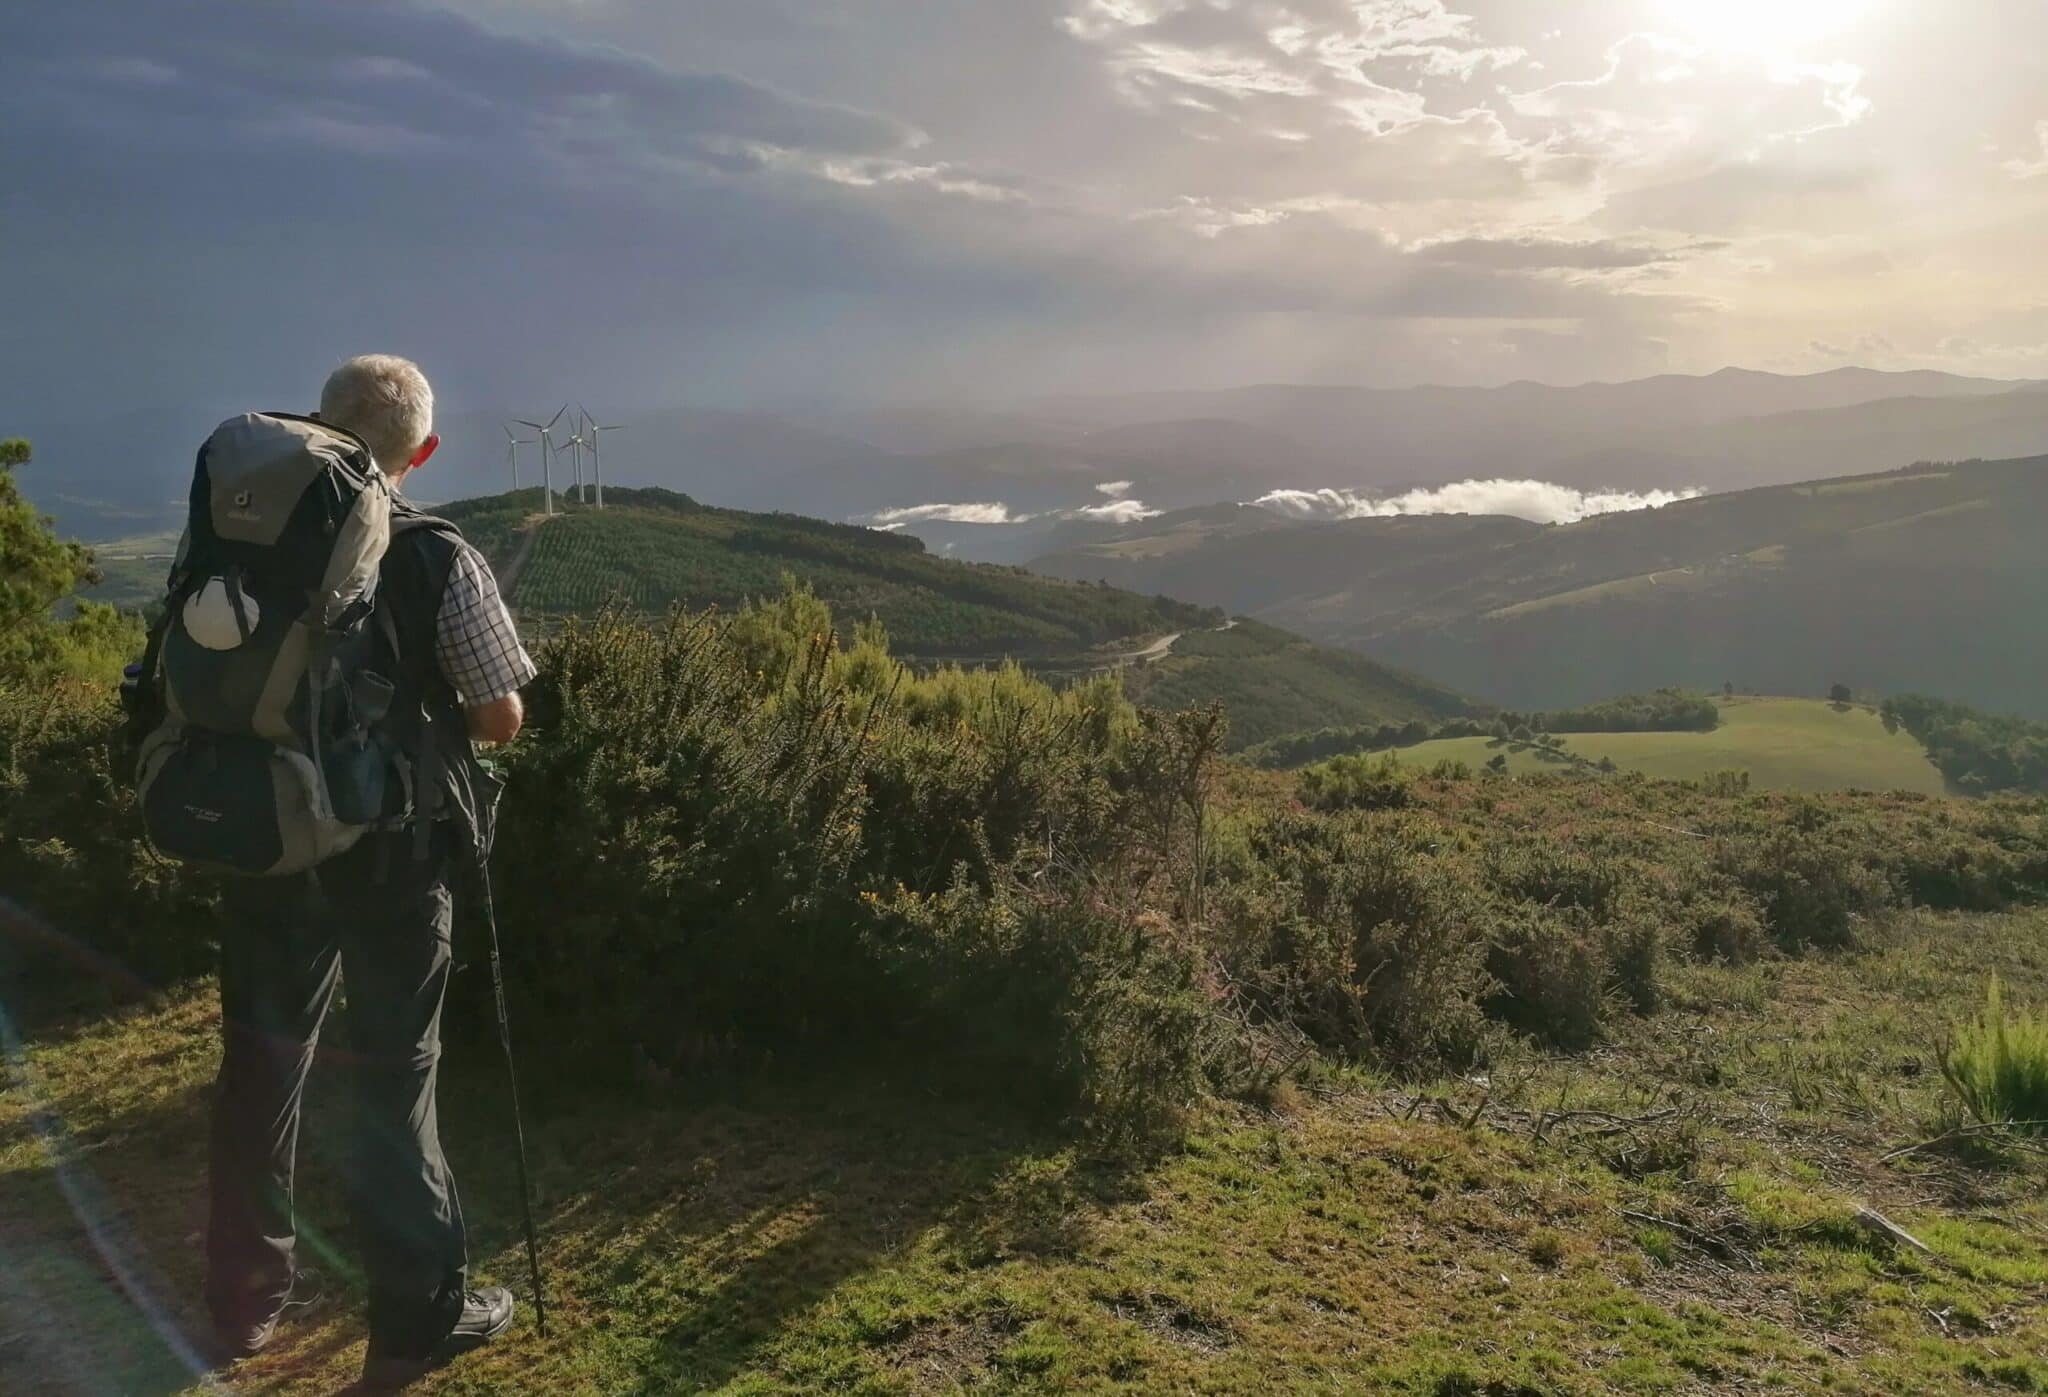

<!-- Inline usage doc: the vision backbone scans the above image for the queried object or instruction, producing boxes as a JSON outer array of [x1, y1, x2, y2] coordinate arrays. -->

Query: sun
[[1656, 0, 1874, 55]]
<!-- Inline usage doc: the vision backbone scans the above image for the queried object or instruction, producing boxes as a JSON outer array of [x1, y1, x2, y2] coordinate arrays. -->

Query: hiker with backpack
[[128, 355, 535, 1387]]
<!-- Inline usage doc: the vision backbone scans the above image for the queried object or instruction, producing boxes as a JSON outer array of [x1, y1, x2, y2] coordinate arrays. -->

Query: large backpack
[[134, 412, 446, 876]]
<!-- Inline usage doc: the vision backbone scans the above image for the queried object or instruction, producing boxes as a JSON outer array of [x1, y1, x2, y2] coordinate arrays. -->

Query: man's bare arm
[[466, 692, 523, 745]]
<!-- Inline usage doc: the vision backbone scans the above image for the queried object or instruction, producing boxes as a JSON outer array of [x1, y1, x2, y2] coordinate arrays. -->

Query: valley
[[1035, 454, 2048, 717]]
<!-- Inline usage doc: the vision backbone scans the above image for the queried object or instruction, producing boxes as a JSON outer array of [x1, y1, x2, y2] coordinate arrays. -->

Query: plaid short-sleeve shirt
[[433, 540, 536, 707]]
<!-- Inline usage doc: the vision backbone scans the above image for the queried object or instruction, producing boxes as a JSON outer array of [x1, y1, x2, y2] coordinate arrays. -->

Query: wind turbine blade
[[515, 419, 546, 431], [545, 404, 567, 432], [503, 423, 517, 443]]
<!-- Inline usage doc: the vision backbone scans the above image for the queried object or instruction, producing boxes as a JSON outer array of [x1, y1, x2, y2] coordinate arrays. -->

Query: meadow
[[1371, 697, 1950, 795], [7, 905, 2048, 1394]]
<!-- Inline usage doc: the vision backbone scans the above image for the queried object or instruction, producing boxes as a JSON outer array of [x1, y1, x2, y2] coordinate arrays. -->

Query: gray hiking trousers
[[205, 826, 468, 1359]]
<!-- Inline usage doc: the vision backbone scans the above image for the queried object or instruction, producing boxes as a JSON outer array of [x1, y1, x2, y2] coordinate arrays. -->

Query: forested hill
[[433, 487, 1478, 745], [438, 486, 1212, 658], [1033, 454, 2048, 716]]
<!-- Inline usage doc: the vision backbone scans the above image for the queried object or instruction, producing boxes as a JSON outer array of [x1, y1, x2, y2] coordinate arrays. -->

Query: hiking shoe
[[209, 1268, 324, 1366], [209, 1311, 279, 1366], [358, 1287, 516, 1390]]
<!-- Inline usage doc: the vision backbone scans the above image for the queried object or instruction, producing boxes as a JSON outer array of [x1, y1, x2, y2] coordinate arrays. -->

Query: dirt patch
[[1097, 1288, 1236, 1353], [888, 1305, 1024, 1389]]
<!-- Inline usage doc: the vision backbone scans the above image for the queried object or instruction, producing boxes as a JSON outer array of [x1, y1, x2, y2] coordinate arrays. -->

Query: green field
[[1379, 697, 1950, 794], [74, 530, 181, 612]]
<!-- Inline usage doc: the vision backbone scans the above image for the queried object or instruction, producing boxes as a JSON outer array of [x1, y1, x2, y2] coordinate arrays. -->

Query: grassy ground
[[1376, 698, 1949, 795], [6, 908, 2047, 1394]]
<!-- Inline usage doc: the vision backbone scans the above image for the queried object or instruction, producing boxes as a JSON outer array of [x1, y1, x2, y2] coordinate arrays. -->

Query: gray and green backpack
[[134, 412, 451, 876]]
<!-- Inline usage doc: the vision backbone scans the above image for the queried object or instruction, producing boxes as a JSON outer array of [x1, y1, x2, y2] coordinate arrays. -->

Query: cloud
[[1414, 234, 1720, 271], [863, 493, 1161, 526], [1808, 332, 1897, 362], [1251, 480, 1704, 525], [865, 501, 1033, 524], [1072, 498, 1161, 522], [2005, 120, 2048, 180], [1095, 479, 1135, 496]]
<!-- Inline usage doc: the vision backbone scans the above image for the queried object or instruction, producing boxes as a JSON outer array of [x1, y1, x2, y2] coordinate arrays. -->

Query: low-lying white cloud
[[866, 501, 1030, 524], [863, 492, 1163, 528], [1251, 479, 1703, 525], [1073, 498, 1161, 523]]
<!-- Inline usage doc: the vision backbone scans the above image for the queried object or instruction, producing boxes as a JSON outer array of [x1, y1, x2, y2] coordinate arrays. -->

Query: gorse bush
[[0, 679, 215, 992], [1298, 752, 1416, 812], [490, 589, 1233, 1142], [1943, 978, 2048, 1134]]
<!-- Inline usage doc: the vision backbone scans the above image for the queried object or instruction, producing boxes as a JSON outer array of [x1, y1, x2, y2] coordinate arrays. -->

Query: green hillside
[[1034, 455, 2048, 716], [438, 488, 1474, 745], [440, 487, 1213, 658], [1122, 618, 1477, 750], [1374, 697, 1949, 794]]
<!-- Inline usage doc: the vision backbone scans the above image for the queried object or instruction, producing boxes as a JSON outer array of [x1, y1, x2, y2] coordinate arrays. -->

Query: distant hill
[[1034, 454, 2048, 717], [431, 487, 1475, 745], [1035, 367, 2046, 494]]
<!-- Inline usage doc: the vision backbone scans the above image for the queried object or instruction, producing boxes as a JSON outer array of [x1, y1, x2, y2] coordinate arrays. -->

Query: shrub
[[1297, 752, 1415, 812], [1247, 812, 1493, 1068], [1485, 900, 1612, 1049], [0, 679, 212, 993], [1942, 978, 2048, 1134], [489, 593, 1239, 1141], [1716, 820, 1893, 951]]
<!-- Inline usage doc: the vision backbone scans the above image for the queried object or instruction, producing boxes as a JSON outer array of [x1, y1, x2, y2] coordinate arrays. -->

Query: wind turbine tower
[[561, 423, 589, 504], [502, 423, 537, 491], [582, 405, 624, 510], [514, 405, 568, 515]]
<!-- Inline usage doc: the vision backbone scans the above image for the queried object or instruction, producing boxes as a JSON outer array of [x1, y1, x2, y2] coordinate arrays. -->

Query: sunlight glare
[[1656, 0, 1873, 55]]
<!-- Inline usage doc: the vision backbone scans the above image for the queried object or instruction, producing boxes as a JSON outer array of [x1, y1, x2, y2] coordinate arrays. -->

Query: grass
[[7, 908, 2048, 1394], [1943, 979, 2048, 1132], [1375, 697, 1950, 795]]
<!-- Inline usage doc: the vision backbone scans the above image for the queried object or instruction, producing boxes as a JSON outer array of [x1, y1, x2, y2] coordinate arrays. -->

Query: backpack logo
[[234, 490, 252, 508], [184, 804, 224, 824]]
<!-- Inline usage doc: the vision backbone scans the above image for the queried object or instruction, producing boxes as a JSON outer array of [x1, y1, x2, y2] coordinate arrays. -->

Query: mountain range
[[1032, 453, 2048, 717], [21, 368, 2048, 552]]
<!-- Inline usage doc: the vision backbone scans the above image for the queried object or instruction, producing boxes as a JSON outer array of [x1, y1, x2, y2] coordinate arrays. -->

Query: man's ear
[[408, 433, 440, 469]]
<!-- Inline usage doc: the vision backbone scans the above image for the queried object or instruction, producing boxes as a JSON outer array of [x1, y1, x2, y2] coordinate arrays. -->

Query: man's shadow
[[1, 990, 1138, 1395]]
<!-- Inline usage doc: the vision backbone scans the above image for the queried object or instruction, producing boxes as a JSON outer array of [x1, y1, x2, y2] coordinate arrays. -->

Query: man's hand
[[465, 692, 523, 745]]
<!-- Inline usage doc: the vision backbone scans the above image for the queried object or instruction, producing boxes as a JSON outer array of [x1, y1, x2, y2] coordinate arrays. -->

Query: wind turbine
[[502, 422, 537, 491], [514, 405, 567, 515], [581, 405, 624, 510], [560, 422, 589, 504]]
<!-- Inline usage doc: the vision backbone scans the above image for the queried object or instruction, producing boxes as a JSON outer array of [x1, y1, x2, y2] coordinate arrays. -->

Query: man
[[206, 355, 535, 1387]]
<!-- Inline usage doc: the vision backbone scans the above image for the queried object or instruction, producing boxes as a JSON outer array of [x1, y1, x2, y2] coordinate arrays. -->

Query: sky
[[4, 0, 2046, 426]]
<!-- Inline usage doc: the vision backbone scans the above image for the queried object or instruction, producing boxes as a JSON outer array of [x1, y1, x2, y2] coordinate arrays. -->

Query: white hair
[[319, 354, 434, 477]]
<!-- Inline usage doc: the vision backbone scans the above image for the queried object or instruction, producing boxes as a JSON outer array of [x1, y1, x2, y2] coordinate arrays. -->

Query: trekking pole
[[478, 857, 549, 1336]]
